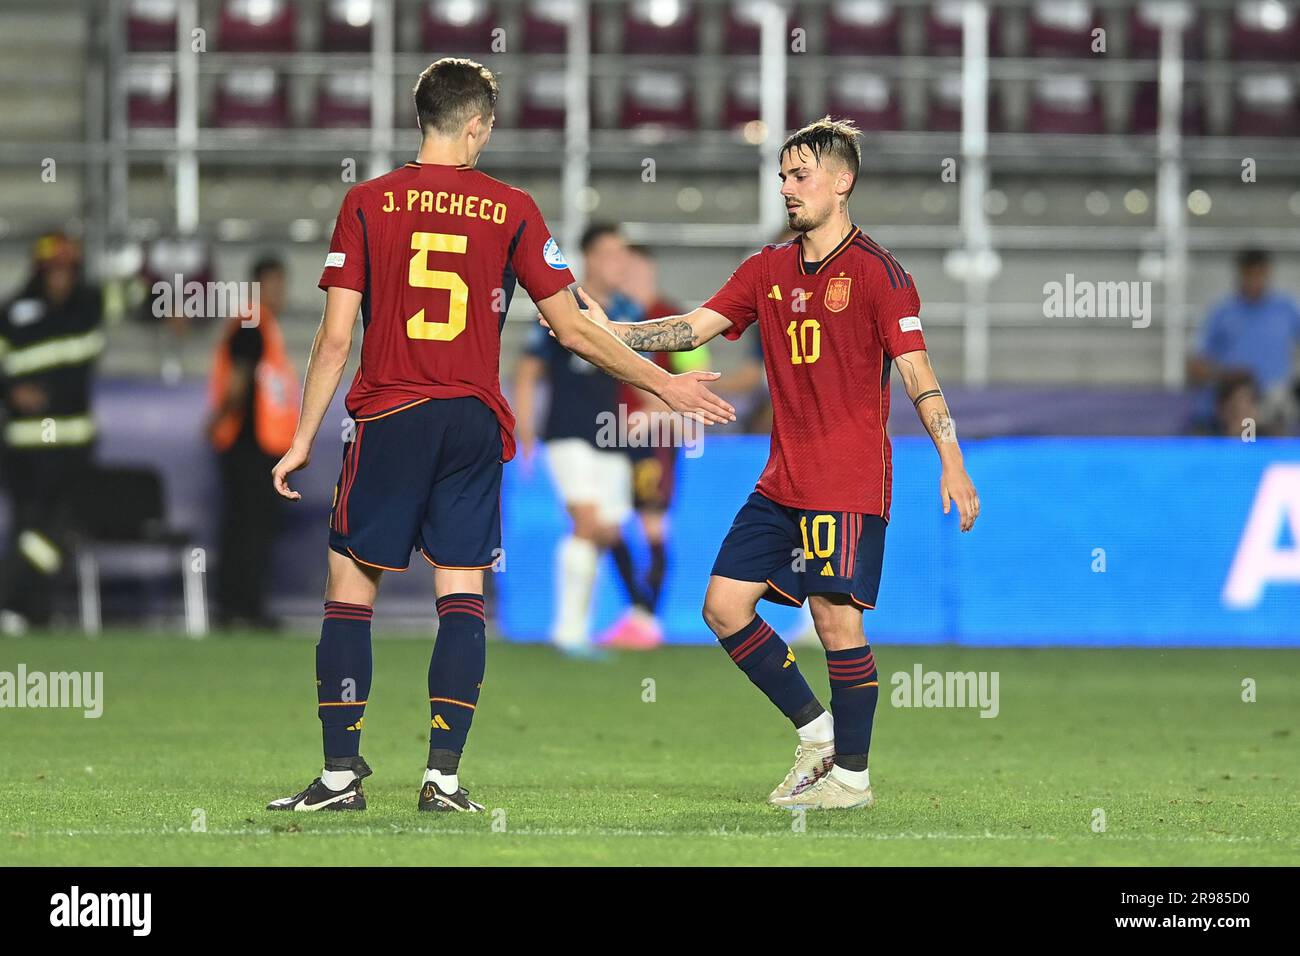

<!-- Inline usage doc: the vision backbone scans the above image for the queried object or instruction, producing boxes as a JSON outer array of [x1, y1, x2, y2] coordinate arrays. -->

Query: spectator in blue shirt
[[1188, 249, 1300, 434]]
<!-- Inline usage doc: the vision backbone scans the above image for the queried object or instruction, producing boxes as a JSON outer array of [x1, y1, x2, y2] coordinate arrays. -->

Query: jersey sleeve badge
[[542, 237, 568, 270]]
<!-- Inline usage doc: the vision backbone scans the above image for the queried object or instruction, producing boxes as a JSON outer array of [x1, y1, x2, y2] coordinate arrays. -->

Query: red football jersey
[[703, 226, 927, 518], [318, 161, 575, 461]]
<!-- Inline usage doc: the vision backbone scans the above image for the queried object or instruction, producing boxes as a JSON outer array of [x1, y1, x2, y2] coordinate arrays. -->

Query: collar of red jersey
[[404, 161, 473, 170], [798, 225, 861, 276]]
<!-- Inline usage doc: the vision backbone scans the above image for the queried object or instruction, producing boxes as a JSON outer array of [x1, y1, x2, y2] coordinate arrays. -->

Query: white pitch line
[[22, 827, 1299, 845]]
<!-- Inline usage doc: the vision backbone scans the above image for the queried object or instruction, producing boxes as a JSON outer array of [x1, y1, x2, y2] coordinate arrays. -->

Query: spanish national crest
[[824, 275, 852, 313]]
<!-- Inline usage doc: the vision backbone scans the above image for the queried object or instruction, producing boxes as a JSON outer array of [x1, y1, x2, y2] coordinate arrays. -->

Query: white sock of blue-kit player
[[424, 768, 459, 792], [796, 711, 835, 743], [553, 535, 597, 648]]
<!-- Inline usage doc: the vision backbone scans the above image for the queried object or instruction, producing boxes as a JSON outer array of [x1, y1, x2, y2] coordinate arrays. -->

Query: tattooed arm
[[537, 287, 735, 424], [540, 287, 734, 352], [605, 309, 734, 351], [893, 349, 980, 532]]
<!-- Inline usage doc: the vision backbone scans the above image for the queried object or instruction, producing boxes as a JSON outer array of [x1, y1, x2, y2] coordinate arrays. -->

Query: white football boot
[[784, 771, 875, 811], [767, 740, 836, 807]]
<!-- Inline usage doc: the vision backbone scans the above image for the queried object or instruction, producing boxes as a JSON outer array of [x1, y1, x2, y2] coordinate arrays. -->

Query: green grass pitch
[[2, 633, 1297, 865]]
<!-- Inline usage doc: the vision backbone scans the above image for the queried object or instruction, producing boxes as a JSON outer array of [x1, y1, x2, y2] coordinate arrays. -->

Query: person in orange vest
[[206, 256, 299, 629]]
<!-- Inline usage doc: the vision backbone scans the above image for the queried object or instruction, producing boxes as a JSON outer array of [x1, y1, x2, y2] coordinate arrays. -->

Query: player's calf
[[825, 643, 879, 793], [420, 592, 487, 813], [710, 612, 841, 802], [715, 615, 823, 723], [267, 599, 376, 812], [316, 599, 374, 760]]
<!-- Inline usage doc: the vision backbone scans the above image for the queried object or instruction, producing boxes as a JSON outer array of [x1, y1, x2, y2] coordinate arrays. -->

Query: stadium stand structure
[[0, 0, 1298, 388]]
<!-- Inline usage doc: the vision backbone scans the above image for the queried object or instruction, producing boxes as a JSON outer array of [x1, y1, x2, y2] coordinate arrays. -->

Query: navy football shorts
[[328, 396, 502, 572], [711, 491, 887, 609]]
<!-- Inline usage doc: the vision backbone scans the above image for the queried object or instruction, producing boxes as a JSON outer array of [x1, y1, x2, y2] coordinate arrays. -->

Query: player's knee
[[818, 626, 865, 652], [809, 598, 864, 650], [812, 615, 865, 650], [700, 600, 726, 636], [701, 595, 744, 638], [570, 516, 600, 542]]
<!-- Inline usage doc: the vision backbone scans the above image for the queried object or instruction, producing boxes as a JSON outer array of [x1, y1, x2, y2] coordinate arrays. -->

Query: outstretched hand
[[658, 370, 736, 425]]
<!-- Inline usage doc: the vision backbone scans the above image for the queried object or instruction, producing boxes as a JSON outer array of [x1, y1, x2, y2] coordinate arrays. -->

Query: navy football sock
[[826, 644, 879, 772], [428, 593, 487, 771], [646, 541, 667, 612], [719, 616, 823, 727], [317, 601, 373, 760], [610, 539, 652, 612]]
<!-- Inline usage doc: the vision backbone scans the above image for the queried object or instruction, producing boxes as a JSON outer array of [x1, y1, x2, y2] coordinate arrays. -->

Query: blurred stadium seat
[[517, 68, 568, 128], [723, 71, 800, 131], [126, 0, 177, 52], [1229, 0, 1300, 61], [320, 0, 374, 52], [926, 71, 964, 132], [827, 72, 901, 131], [218, 0, 297, 53], [420, 0, 498, 53], [1127, 1, 1201, 59], [1232, 72, 1300, 137], [1025, 0, 1101, 57], [522, 0, 577, 52], [71, 465, 206, 637], [825, 0, 901, 56], [1025, 74, 1104, 135], [127, 66, 177, 128], [212, 68, 290, 128], [622, 0, 699, 55], [314, 71, 374, 128], [923, 0, 964, 56], [619, 69, 696, 130], [723, 0, 768, 54]]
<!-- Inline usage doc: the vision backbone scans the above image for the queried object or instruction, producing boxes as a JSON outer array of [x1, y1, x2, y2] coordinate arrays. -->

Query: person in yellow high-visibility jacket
[[0, 233, 103, 634]]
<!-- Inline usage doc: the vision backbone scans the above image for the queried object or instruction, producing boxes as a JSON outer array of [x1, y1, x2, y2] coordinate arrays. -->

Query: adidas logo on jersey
[[820, 562, 835, 577]]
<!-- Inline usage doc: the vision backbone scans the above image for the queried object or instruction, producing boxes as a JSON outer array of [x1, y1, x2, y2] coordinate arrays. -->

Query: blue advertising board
[[497, 437, 1300, 647]]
